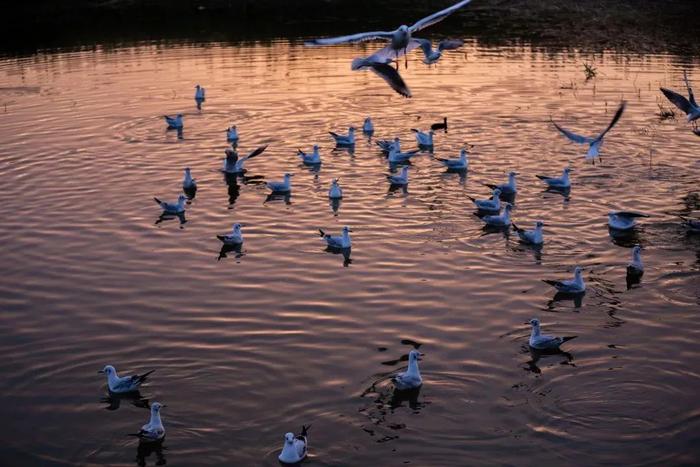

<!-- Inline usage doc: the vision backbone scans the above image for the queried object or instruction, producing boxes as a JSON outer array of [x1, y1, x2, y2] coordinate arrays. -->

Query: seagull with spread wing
[[551, 102, 626, 160], [660, 71, 700, 128]]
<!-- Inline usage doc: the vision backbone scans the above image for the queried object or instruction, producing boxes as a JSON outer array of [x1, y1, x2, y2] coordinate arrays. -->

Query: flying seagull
[[414, 38, 464, 65], [660, 71, 700, 127], [351, 54, 412, 97], [551, 101, 626, 159]]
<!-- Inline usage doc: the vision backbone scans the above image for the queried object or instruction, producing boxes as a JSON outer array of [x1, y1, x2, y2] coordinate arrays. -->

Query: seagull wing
[[684, 71, 697, 107], [595, 101, 626, 141], [242, 145, 268, 162], [551, 120, 593, 144], [409, 0, 473, 33], [411, 38, 433, 58], [368, 62, 412, 98], [438, 38, 464, 51], [305, 31, 395, 46], [660, 87, 693, 115]]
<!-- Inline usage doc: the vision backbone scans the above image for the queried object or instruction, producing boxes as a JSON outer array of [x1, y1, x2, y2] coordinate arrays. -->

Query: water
[[0, 39, 699, 466]]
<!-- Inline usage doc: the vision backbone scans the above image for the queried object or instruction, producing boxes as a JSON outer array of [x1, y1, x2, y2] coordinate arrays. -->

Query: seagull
[[627, 244, 644, 276], [512, 220, 544, 245], [217, 223, 243, 245], [543, 266, 586, 293], [414, 38, 464, 64], [129, 402, 166, 442], [660, 71, 700, 127], [536, 167, 571, 189], [226, 125, 239, 143], [328, 178, 343, 199], [278, 425, 310, 465], [163, 114, 183, 129], [297, 145, 322, 165], [392, 349, 423, 390], [388, 147, 420, 163], [153, 194, 186, 214], [551, 101, 626, 159], [527, 318, 577, 350], [412, 128, 434, 147], [99, 365, 155, 394], [377, 137, 401, 153], [330, 127, 355, 146], [351, 54, 412, 98], [467, 188, 501, 212], [319, 225, 352, 249], [267, 173, 294, 193], [363, 117, 374, 133], [194, 84, 205, 101], [387, 166, 409, 185], [305, 0, 473, 67], [222, 146, 268, 174], [436, 148, 468, 170], [608, 211, 649, 230], [182, 167, 196, 191], [485, 171, 518, 195], [480, 203, 512, 227], [431, 117, 448, 132], [680, 216, 700, 232]]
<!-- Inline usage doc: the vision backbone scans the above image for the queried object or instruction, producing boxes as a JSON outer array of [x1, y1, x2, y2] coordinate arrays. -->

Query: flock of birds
[[103, 0, 700, 464]]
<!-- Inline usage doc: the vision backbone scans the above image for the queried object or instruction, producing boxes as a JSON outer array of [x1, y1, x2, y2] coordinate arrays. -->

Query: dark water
[[0, 38, 699, 466]]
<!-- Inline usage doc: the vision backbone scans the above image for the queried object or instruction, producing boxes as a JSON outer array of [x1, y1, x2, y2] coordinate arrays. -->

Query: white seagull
[[512, 220, 544, 245], [627, 244, 644, 276], [319, 225, 352, 249], [329, 127, 356, 146], [351, 53, 412, 98], [217, 223, 243, 245], [99, 365, 155, 394], [608, 211, 649, 230], [485, 171, 518, 195], [328, 178, 343, 199], [414, 38, 464, 64], [305, 0, 473, 66], [163, 114, 183, 129], [481, 203, 512, 227], [278, 425, 310, 465], [388, 147, 420, 163], [153, 194, 186, 214], [436, 148, 468, 170], [194, 84, 205, 101], [536, 167, 571, 189], [412, 128, 434, 147], [527, 318, 577, 350], [267, 173, 294, 193], [363, 117, 374, 133], [222, 145, 268, 174], [226, 125, 239, 143], [551, 101, 626, 159], [130, 402, 166, 442], [182, 167, 196, 191], [543, 266, 586, 293], [377, 137, 401, 153], [660, 71, 700, 126], [387, 166, 409, 185], [467, 188, 501, 212], [393, 349, 423, 390], [297, 145, 322, 165]]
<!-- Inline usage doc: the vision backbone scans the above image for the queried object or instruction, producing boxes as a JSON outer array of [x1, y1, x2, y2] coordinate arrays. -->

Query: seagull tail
[[466, 195, 476, 202], [410, 128, 420, 133], [535, 175, 548, 181], [301, 424, 311, 437], [318, 229, 326, 237], [328, 132, 339, 139], [561, 335, 578, 343], [512, 223, 523, 232], [483, 183, 497, 190], [217, 235, 227, 242], [542, 279, 560, 287], [153, 197, 162, 205], [137, 369, 156, 383]]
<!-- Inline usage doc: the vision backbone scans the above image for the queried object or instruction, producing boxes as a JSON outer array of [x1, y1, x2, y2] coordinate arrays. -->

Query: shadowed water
[[0, 38, 699, 466]]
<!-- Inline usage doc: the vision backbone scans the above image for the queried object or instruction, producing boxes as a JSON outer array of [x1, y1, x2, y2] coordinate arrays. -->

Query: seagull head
[[563, 167, 571, 174], [313, 144, 319, 152], [151, 402, 166, 412], [492, 188, 502, 196], [408, 349, 421, 361], [632, 244, 642, 256], [529, 318, 540, 327], [508, 171, 518, 178], [348, 127, 356, 133], [178, 194, 187, 203], [398, 25, 409, 35], [184, 167, 191, 173], [99, 365, 115, 375], [232, 223, 242, 232], [574, 266, 583, 277], [176, 113, 183, 118], [503, 203, 513, 212], [342, 226, 352, 233], [195, 84, 200, 89], [284, 173, 294, 178], [284, 432, 295, 444], [535, 220, 544, 228], [332, 178, 339, 184]]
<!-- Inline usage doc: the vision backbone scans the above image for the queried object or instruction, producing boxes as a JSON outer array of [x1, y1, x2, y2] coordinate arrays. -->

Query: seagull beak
[[97, 370, 104, 374], [161, 405, 168, 408], [523, 321, 531, 325]]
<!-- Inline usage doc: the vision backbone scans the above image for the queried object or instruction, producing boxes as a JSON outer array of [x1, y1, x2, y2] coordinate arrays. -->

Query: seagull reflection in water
[[155, 211, 186, 227], [218, 242, 244, 261], [100, 391, 150, 411], [523, 345, 574, 374], [324, 245, 352, 267], [136, 438, 167, 467]]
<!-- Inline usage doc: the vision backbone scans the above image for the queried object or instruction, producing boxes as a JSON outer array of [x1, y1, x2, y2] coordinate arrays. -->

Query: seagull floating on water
[[329, 127, 356, 146], [99, 365, 155, 394], [297, 145, 322, 165], [527, 318, 577, 350], [363, 117, 374, 133], [182, 167, 196, 191], [319, 225, 352, 249], [387, 166, 409, 185], [153, 194, 186, 214], [414, 38, 464, 64], [222, 145, 268, 174], [627, 244, 644, 276], [377, 137, 401, 153], [608, 211, 648, 230], [412, 128, 434, 147], [512, 220, 544, 245], [468, 188, 501, 212], [328, 178, 343, 199], [163, 114, 183, 130], [130, 402, 166, 442], [217, 223, 243, 245], [480, 203, 512, 227], [431, 117, 448, 132], [436, 148, 468, 170], [194, 84, 205, 101], [278, 425, 310, 465], [393, 349, 423, 390], [660, 71, 700, 127], [226, 125, 239, 143], [551, 101, 626, 159], [267, 173, 294, 193], [543, 266, 586, 293], [536, 167, 571, 189], [388, 147, 420, 163], [485, 171, 518, 195]]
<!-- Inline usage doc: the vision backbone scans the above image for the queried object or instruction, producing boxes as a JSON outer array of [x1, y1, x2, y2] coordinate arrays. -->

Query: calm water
[[0, 39, 699, 466]]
